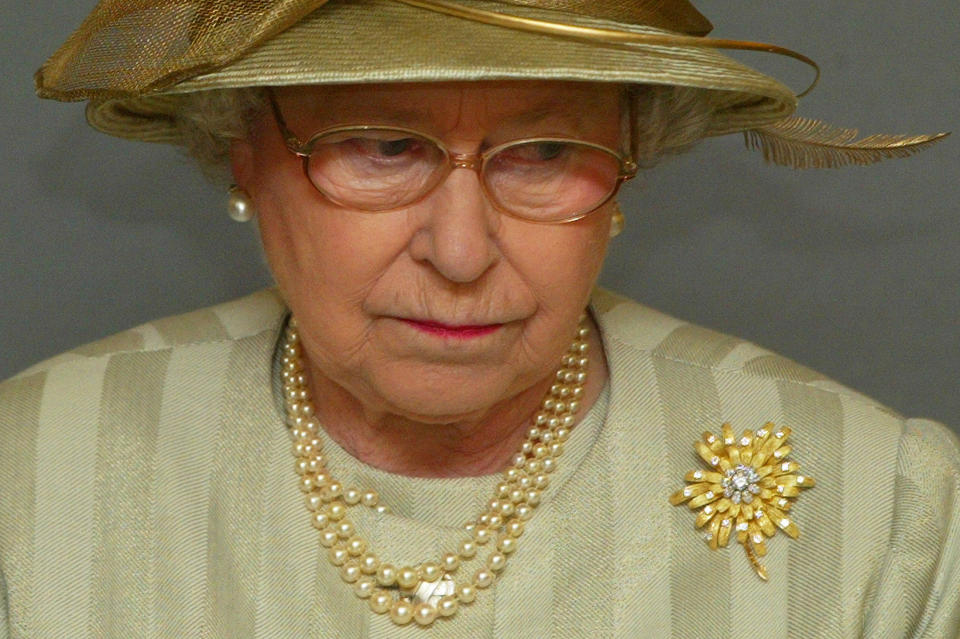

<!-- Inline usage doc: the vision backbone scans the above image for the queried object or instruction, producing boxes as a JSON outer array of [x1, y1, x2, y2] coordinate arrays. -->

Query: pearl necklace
[[282, 316, 590, 627]]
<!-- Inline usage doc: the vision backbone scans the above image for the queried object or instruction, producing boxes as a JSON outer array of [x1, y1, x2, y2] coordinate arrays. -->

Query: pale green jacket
[[1, 289, 958, 638]]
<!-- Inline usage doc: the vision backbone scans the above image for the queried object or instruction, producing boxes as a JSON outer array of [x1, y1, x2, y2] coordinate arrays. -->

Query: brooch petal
[[670, 423, 815, 580]]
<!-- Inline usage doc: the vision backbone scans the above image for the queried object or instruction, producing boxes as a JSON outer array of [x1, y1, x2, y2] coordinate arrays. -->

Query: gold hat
[[35, 0, 946, 167]]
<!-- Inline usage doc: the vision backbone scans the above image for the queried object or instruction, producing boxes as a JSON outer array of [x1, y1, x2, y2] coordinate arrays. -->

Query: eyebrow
[[367, 97, 596, 132], [506, 105, 587, 129]]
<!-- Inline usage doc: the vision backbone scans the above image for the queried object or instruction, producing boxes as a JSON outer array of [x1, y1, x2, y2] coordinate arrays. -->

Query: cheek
[[261, 206, 404, 318], [510, 215, 610, 305], [500, 213, 610, 363]]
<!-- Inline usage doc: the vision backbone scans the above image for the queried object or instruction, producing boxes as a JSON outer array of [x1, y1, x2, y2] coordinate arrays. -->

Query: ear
[[229, 138, 256, 190]]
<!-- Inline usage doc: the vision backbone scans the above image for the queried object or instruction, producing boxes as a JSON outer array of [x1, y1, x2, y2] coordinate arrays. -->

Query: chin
[[368, 364, 521, 423]]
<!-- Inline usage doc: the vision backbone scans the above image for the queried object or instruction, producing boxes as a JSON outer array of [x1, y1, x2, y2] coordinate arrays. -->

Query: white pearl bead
[[486, 552, 507, 572], [457, 583, 477, 603], [438, 595, 459, 617], [329, 546, 349, 566], [473, 569, 495, 589], [396, 566, 419, 589], [360, 553, 379, 574], [353, 577, 375, 598], [325, 482, 343, 500], [361, 491, 379, 507], [459, 540, 477, 558], [369, 590, 392, 613], [336, 522, 354, 538], [497, 536, 517, 554], [344, 488, 361, 505], [473, 527, 492, 544], [376, 564, 397, 586], [413, 602, 439, 626], [298, 475, 315, 492], [389, 600, 414, 625], [419, 561, 442, 582], [319, 529, 339, 547], [346, 536, 366, 556], [340, 561, 362, 583], [442, 553, 460, 571]]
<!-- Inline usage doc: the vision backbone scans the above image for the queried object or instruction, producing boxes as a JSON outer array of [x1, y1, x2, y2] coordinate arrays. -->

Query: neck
[[303, 317, 608, 478]]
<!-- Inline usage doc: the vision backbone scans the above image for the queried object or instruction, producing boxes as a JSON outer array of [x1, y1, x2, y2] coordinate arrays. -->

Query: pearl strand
[[283, 316, 590, 626]]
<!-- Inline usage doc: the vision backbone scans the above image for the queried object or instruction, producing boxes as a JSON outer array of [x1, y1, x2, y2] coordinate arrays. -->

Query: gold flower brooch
[[670, 423, 814, 580]]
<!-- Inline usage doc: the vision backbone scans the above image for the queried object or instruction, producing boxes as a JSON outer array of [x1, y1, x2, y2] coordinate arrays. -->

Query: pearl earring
[[227, 185, 256, 222], [609, 202, 625, 238]]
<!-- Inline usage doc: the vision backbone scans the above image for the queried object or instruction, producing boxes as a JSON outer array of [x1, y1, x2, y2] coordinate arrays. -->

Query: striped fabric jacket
[[1, 288, 958, 638]]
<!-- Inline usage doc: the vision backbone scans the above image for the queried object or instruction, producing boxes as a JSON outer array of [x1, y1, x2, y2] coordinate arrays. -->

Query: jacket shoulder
[[7, 288, 285, 381], [592, 288, 900, 418]]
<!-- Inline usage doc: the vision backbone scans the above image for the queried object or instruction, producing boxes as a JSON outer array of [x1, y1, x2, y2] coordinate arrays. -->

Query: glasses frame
[[267, 89, 639, 224]]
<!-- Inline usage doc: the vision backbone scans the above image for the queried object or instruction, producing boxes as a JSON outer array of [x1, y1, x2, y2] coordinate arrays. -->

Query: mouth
[[398, 318, 504, 339]]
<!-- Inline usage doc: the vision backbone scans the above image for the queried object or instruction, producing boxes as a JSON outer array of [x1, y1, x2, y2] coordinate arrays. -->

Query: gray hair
[[173, 84, 712, 182]]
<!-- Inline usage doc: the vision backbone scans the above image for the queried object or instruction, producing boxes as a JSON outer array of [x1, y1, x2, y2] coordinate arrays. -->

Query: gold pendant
[[669, 423, 815, 580]]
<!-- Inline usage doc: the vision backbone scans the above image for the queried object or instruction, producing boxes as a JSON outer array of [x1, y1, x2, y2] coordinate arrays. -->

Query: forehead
[[273, 80, 623, 131]]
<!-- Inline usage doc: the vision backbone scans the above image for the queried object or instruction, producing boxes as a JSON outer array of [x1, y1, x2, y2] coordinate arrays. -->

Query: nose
[[408, 163, 500, 283]]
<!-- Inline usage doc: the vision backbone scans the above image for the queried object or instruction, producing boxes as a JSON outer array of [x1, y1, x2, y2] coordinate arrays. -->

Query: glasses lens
[[305, 129, 446, 210], [484, 141, 622, 221]]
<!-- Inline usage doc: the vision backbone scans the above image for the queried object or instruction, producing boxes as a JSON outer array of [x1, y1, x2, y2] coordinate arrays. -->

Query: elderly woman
[[1, 0, 958, 637]]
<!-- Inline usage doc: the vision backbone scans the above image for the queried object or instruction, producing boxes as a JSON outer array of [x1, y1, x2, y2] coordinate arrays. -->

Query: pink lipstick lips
[[400, 319, 502, 339]]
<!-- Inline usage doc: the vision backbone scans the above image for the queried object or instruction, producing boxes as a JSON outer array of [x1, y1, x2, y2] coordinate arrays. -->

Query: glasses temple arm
[[266, 88, 306, 153]]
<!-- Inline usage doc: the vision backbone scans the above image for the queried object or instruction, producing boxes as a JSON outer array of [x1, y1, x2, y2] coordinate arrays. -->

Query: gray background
[[1, 1, 957, 429]]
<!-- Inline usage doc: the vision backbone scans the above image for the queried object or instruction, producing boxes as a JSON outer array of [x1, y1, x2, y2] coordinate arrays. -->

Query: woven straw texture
[[35, 0, 798, 145], [2, 288, 958, 637]]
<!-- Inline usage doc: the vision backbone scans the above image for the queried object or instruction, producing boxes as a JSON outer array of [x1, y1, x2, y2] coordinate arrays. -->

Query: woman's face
[[234, 81, 622, 423]]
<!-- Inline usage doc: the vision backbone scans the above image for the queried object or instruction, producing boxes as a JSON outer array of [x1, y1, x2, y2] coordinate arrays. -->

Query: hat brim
[[86, 0, 797, 144]]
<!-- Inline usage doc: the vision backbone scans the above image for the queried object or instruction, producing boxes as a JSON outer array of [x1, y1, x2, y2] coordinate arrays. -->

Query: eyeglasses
[[268, 92, 638, 223]]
